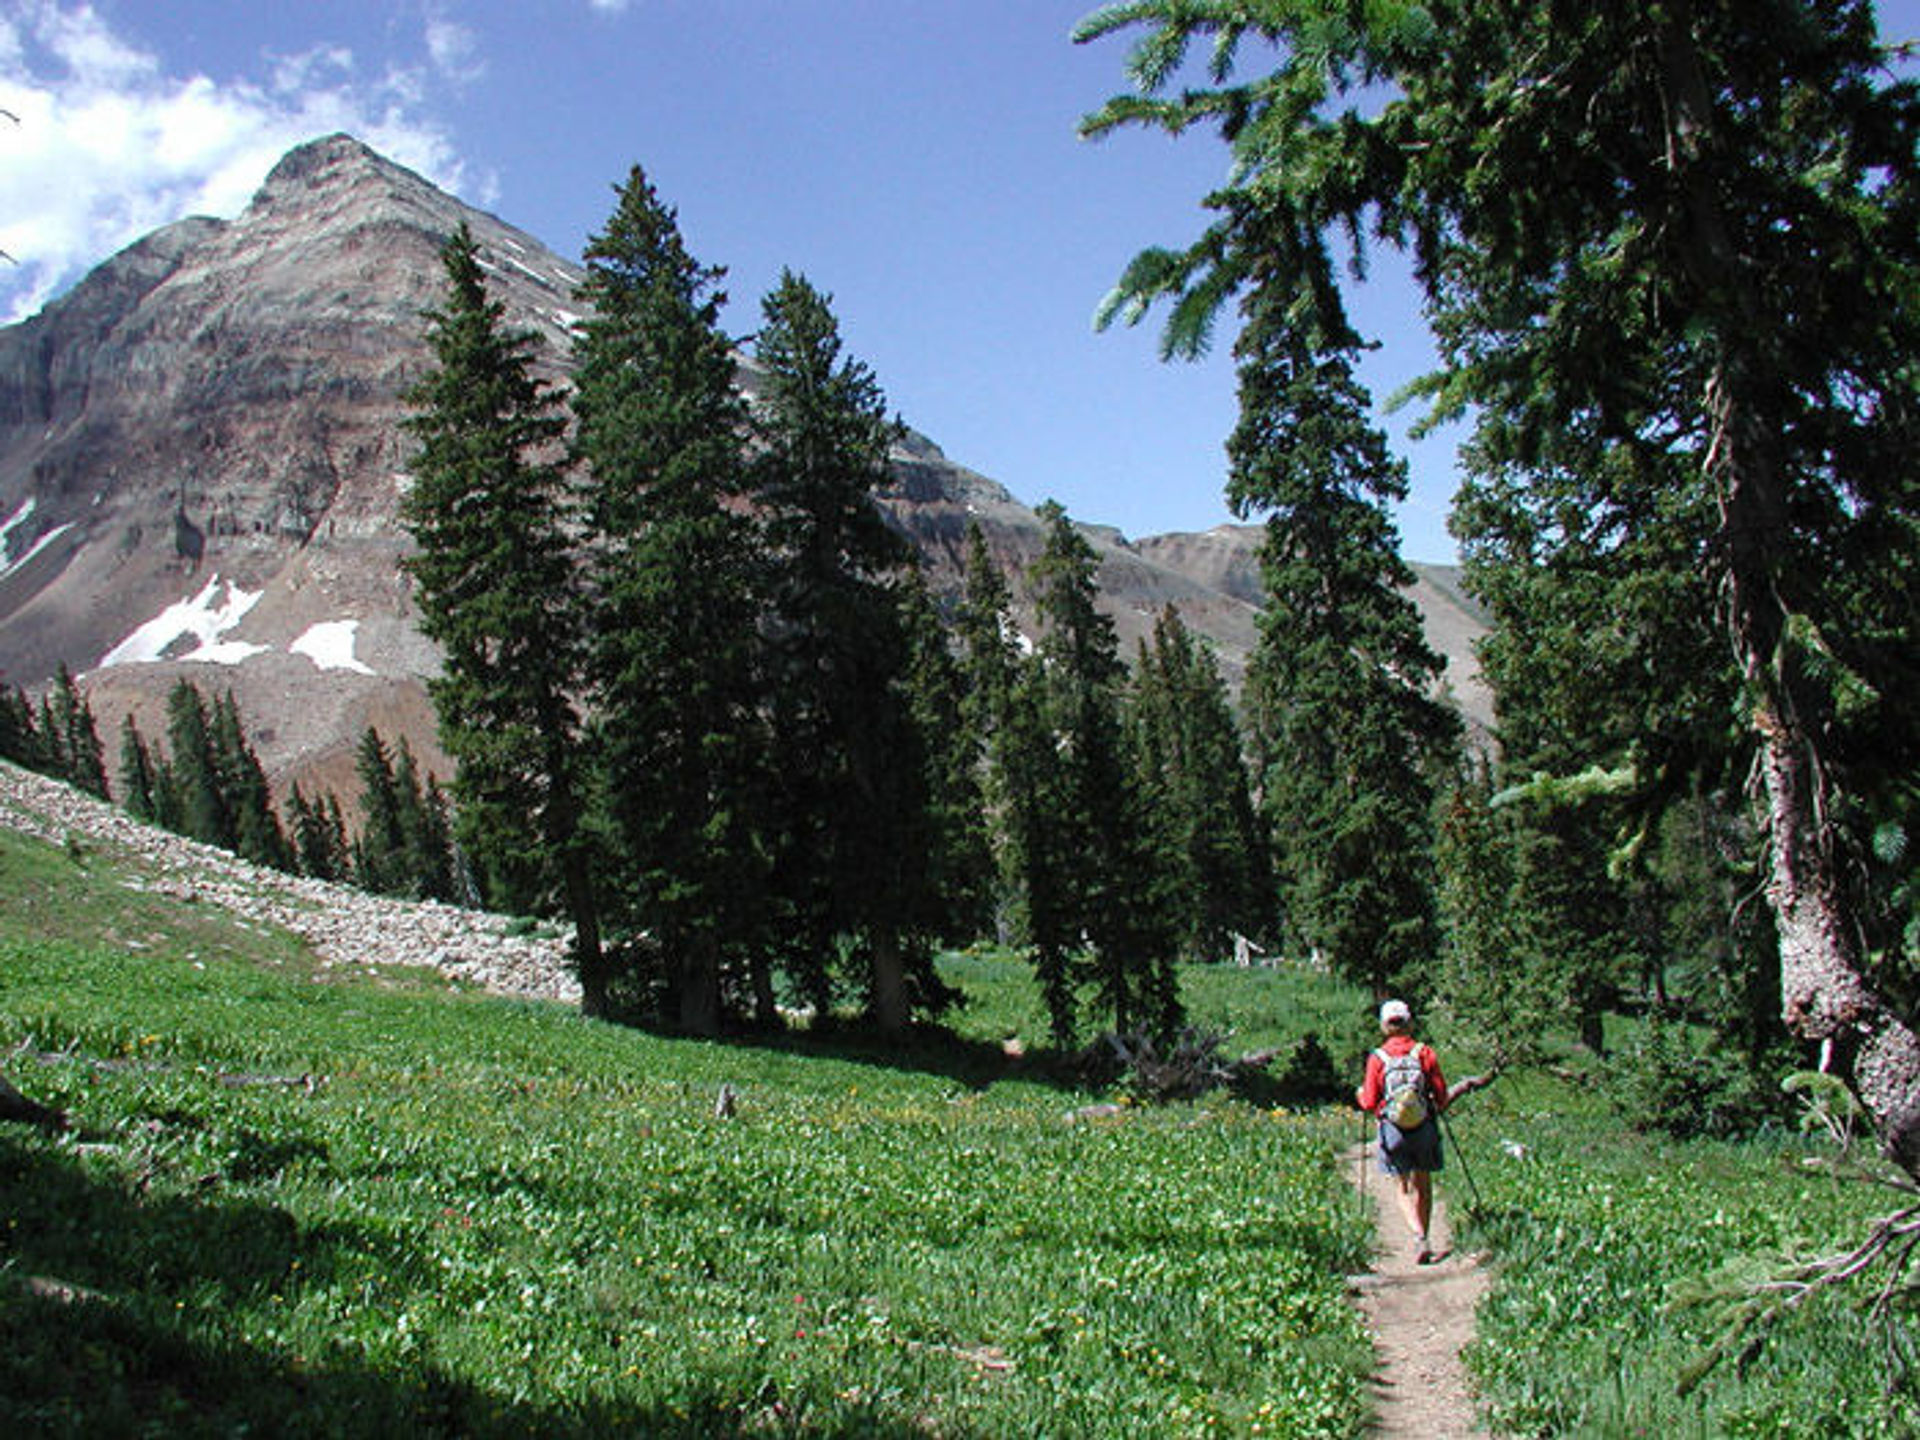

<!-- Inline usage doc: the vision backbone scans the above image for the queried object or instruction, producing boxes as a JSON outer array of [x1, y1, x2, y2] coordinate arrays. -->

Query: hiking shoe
[[1413, 1235, 1432, 1265]]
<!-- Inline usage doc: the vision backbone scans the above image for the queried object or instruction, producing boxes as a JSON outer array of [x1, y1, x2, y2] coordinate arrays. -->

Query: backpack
[[1375, 1044, 1431, 1129]]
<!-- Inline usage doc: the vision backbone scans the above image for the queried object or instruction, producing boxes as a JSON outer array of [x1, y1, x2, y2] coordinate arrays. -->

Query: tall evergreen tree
[[352, 727, 409, 896], [954, 523, 1026, 942], [287, 782, 347, 882], [209, 690, 289, 871], [0, 687, 33, 769], [1027, 502, 1182, 1041], [1226, 278, 1459, 993], [897, 563, 995, 947], [48, 666, 107, 798], [116, 714, 159, 822], [390, 738, 455, 900], [164, 680, 231, 849], [750, 270, 931, 1032], [1077, 0, 1920, 1168], [1129, 605, 1274, 965], [571, 167, 770, 1034], [402, 220, 608, 1013]]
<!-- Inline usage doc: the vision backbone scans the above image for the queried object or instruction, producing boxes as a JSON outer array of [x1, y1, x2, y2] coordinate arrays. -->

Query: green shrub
[[1607, 1011, 1770, 1140]]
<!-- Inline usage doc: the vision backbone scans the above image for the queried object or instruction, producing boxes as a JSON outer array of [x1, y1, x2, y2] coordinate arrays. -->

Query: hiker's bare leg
[[1393, 1173, 1424, 1239], [1392, 1171, 1435, 1257]]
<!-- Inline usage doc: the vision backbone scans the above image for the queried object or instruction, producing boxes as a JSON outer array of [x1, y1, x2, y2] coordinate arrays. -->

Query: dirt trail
[[1345, 1141, 1489, 1438]]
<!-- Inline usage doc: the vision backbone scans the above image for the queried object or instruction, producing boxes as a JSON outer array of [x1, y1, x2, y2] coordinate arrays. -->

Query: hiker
[[1357, 998, 1451, 1264]]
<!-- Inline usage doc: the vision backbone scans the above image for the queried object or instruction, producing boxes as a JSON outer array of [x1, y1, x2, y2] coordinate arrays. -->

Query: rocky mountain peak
[[244, 132, 463, 243]]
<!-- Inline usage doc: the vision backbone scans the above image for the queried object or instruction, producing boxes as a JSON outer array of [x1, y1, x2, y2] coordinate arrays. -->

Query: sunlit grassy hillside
[[0, 825, 1375, 1437], [3, 818, 1912, 1438]]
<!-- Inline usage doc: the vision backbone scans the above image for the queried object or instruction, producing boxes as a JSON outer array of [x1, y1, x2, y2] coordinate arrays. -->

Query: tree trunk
[[561, 846, 609, 1020], [869, 931, 909, 1034], [539, 703, 606, 1020], [1659, 23, 1920, 1179], [1713, 365, 1920, 1177], [750, 951, 779, 1031], [679, 942, 721, 1037]]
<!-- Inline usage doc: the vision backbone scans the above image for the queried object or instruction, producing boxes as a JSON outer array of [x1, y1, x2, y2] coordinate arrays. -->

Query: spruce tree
[[116, 714, 159, 822], [954, 523, 1026, 941], [571, 167, 770, 1034], [749, 270, 931, 1032], [209, 690, 289, 871], [0, 687, 33, 768], [49, 666, 107, 797], [897, 564, 994, 948], [1227, 293, 1460, 993], [1027, 502, 1182, 1042], [1129, 606, 1273, 964], [389, 738, 454, 900], [352, 727, 408, 895], [165, 680, 231, 849], [402, 220, 608, 1012], [287, 783, 346, 881]]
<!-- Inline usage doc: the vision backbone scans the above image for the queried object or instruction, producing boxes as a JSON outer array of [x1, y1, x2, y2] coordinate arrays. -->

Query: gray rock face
[[0, 132, 1487, 803]]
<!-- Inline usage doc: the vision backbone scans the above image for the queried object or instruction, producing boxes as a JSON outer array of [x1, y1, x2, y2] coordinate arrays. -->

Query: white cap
[[1379, 999, 1412, 1025]]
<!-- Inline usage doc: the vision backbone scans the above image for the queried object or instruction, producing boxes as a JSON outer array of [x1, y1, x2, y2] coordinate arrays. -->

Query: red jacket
[[1356, 1034, 1449, 1115]]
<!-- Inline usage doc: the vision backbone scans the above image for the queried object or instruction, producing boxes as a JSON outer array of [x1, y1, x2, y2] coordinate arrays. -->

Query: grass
[[0, 827, 1373, 1437], [6, 819, 1916, 1436], [1445, 1066, 1917, 1437]]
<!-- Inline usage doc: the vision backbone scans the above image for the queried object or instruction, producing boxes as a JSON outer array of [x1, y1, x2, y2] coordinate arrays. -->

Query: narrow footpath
[[1345, 1142, 1490, 1438]]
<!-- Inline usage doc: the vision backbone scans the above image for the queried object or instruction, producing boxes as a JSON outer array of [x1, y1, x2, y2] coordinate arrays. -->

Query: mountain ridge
[[0, 133, 1488, 801]]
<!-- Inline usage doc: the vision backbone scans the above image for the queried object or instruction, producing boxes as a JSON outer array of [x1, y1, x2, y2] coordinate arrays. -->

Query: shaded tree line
[[0, 666, 109, 799], [2, 667, 458, 905]]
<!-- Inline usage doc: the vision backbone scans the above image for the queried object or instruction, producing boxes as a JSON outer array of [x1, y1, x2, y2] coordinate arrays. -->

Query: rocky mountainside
[[0, 134, 1489, 803]]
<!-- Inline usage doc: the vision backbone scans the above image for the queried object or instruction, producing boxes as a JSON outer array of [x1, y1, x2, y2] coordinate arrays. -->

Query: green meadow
[[0, 824, 1909, 1436]]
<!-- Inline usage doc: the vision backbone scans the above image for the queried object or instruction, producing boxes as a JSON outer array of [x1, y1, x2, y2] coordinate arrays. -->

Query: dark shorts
[[1377, 1117, 1443, 1176]]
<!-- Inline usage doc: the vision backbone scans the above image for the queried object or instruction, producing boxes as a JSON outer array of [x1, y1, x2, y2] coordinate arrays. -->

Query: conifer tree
[[402, 220, 608, 1012], [287, 783, 347, 881], [352, 727, 409, 896], [749, 270, 931, 1031], [897, 564, 994, 947], [48, 666, 107, 797], [1129, 605, 1273, 964], [1027, 502, 1182, 1041], [165, 680, 231, 849], [571, 167, 770, 1033], [998, 657, 1081, 1044], [954, 524, 1026, 941], [208, 690, 289, 871], [1227, 291, 1460, 993], [0, 687, 34, 768], [389, 738, 454, 900], [1432, 759, 1528, 1046], [35, 693, 63, 781], [116, 714, 158, 822]]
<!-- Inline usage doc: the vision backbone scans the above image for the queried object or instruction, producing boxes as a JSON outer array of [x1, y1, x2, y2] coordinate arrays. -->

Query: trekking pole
[[1437, 1107, 1482, 1210], [1356, 1106, 1368, 1219]]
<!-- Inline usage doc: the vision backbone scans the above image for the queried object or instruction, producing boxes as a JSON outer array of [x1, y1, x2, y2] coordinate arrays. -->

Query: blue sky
[[4, 3, 1917, 563]]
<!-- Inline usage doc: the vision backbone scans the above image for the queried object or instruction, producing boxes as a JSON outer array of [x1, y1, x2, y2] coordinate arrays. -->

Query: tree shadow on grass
[[0, 1134, 952, 1438], [723, 1019, 1094, 1095]]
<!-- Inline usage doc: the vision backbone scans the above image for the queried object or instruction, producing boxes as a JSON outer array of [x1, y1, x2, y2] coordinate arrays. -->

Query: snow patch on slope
[[291, 620, 374, 674], [97, 576, 266, 668]]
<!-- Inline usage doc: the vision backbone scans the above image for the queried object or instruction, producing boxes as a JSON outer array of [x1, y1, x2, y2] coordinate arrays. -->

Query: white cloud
[[0, 3, 477, 323], [425, 15, 485, 87], [587, 0, 634, 13]]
